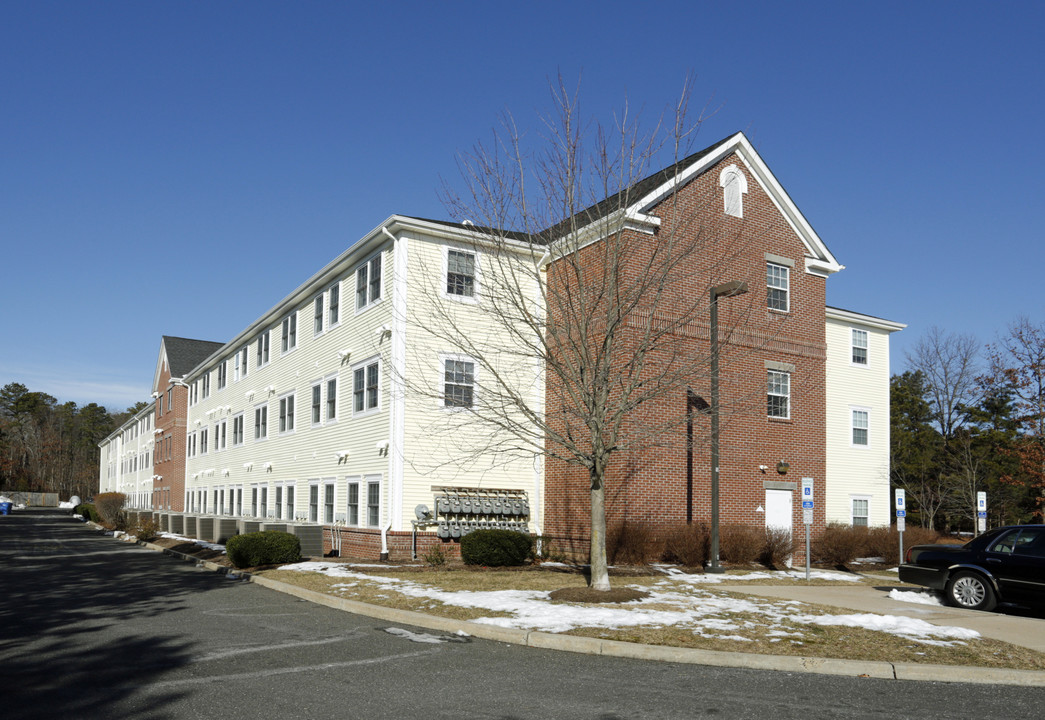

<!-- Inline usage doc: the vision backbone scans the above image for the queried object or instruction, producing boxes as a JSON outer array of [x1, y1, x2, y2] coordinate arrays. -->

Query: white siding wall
[[398, 233, 544, 531], [185, 246, 394, 526], [100, 404, 155, 508], [824, 311, 900, 526]]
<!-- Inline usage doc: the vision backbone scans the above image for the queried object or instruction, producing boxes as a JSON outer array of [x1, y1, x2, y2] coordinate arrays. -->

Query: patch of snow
[[58, 500, 76, 509], [384, 627, 450, 644], [158, 532, 227, 554], [852, 557, 886, 564], [889, 589, 944, 606]]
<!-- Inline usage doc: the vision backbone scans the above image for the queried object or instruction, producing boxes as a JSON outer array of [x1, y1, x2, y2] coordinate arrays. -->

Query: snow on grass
[[158, 532, 227, 554], [282, 561, 978, 647]]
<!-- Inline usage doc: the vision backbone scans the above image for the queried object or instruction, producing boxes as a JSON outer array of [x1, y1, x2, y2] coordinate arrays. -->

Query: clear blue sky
[[2, 1, 1042, 412]]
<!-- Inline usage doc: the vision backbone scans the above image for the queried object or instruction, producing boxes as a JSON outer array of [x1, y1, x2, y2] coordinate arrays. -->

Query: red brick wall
[[153, 363, 189, 512], [542, 153, 827, 561]]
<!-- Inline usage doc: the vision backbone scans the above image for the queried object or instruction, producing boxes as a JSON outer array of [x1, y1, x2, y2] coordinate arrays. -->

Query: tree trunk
[[589, 471, 610, 591]]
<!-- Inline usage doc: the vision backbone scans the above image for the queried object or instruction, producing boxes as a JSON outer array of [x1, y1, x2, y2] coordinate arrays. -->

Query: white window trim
[[441, 245, 481, 303], [850, 406, 871, 448], [354, 253, 383, 314], [439, 353, 478, 411], [322, 478, 336, 525], [257, 329, 271, 368], [328, 280, 341, 329], [850, 328, 869, 367], [284, 481, 297, 521], [351, 356, 381, 417], [766, 261, 790, 313], [231, 412, 245, 447], [365, 474, 382, 528], [254, 403, 269, 442], [307, 479, 321, 523], [281, 312, 298, 356], [310, 380, 323, 427], [719, 164, 748, 218], [767, 369, 790, 420], [851, 494, 872, 526], [324, 373, 339, 424], [345, 476, 361, 527], [278, 391, 296, 435], [313, 293, 325, 338]]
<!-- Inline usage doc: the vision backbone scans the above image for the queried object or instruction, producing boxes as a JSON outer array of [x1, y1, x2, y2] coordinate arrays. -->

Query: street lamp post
[[708, 280, 748, 573]]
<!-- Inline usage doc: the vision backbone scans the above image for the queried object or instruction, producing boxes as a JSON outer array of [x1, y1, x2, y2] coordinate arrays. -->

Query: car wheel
[[945, 571, 997, 611]]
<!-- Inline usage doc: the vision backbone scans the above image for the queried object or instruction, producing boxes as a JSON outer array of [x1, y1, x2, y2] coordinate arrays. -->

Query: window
[[199, 428, 208, 455], [328, 282, 340, 326], [281, 313, 297, 354], [767, 370, 790, 419], [279, 394, 295, 433], [311, 383, 322, 425], [167, 388, 172, 412], [719, 164, 748, 218], [250, 485, 258, 516], [852, 408, 869, 446], [347, 481, 359, 525], [257, 330, 270, 367], [353, 360, 379, 414], [201, 373, 210, 399], [218, 361, 227, 390], [275, 484, 283, 520], [367, 479, 380, 527], [308, 483, 319, 523], [234, 346, 248, 381], [314, 295, 324, 335], [767, 263, 789, 312], [254, 404, 268, 440], [260, 486, 268, 518], [232, 413, 244, 446], [286, 484, 295, 521], [216, 420, 227, 451], [326, 376, 337, 421], [851, 329, 868, 366], [444, 358, 475, 408], [355, 254, 382, 310], [189, 381, 198, 406], [323, 481, 335, 524], [446, 249, 476, 298], [852, 497, 869, 527]]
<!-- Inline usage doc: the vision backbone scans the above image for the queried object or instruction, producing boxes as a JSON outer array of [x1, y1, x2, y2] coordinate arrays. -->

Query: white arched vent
[[719, 164, 748, 218]]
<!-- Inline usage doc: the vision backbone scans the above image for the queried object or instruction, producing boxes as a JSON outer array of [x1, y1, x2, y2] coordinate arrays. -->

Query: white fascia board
[[826, 306, 907, 333], [152, 339, 169, 394]]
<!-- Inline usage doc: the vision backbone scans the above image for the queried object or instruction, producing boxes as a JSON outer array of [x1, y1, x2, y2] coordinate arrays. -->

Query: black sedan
[[898, 525, 1045, 611]]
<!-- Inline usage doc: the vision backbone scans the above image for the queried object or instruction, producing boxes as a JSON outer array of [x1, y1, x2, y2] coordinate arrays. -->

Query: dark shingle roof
[[163, 336, 225, 378], [409, 133, 738, 245]]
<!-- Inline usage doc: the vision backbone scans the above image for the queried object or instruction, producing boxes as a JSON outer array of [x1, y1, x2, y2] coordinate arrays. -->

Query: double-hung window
[[446, 249, 476, 298], [308, 482, 319, 523], [767, 370, 790, 419], [257, 330, 270, 367], [217, 361, 227, 390], [353, 360, 379, 414], [279, 394, 295, 434], [314, 295, 324, 336], [323, 481, 335, 524], [232, 413, 244, 446], [199, 428, 208, 455], [347, 480, 359, 525], [254, 405, 268, 440], [852, 497, 870, 527], [852, 408, 869, 446], [851, 329, 868, 366], [216, 420, 227, 451], [766, 263, 789, 312], [201, 373, 210, 399], [367, 479, 380, 527], [444, 358, 475, 408], [355, 255, 382, 311], [326, 376, 337, 421], [311, 383, 322, 425], [286, 484, 295, 521], [240, 346, 249, 380], [281, 313, 297, 354], [328, 282, 340, 326]]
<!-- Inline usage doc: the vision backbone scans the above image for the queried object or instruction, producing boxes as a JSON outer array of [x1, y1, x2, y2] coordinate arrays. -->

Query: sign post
[[976, 491, 987, 535], [801, 478, 814, 581], [895, 488, 906, 563]]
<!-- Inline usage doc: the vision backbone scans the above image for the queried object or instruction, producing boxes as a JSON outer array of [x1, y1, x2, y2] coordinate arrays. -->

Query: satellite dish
[[414, 504, 432, 520]]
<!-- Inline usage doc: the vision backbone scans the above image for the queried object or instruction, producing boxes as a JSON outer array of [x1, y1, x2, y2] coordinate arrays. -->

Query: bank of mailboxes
[[435, 492, 529, 539]]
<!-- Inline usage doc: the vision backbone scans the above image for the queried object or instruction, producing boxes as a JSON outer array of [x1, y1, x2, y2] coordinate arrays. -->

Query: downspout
[[379, 225, 398, 561]]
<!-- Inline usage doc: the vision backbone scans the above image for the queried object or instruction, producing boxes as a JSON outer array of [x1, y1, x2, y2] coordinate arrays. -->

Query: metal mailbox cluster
[[433, 489, 529, 540]]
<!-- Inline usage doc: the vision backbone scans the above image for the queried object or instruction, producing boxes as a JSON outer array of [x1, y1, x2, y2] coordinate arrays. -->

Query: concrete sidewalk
[[719, 577, 1045, 654]]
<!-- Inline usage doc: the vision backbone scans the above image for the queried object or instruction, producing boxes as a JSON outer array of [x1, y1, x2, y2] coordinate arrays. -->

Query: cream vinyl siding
[[399, 232, 544, 532], [185, 248, 393, 525], [100, 403, 156, 508], [824, 310, 902, 526]]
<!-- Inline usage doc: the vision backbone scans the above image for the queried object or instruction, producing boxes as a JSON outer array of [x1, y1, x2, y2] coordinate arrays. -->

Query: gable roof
[[546, 131, 844, 277], [154, 336, 225, 391]]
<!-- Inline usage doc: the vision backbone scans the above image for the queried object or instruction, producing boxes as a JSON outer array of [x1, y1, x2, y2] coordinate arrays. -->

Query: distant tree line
[[0, 382, 144, 500], [891, 318, 1045, 530]]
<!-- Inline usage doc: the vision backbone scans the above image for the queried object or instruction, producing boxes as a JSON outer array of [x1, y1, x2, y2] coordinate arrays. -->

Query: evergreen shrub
[[460, 529, 532, 566], [226, 531, 301, 568]]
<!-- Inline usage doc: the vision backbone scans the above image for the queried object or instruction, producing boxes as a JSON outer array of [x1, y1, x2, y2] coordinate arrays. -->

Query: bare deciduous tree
[[403, 78, 765, 591], [906, 327, 980, 439]]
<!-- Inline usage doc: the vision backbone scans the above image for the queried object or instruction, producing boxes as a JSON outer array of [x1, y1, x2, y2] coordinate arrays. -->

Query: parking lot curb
[[127, 534, 1045, 686]]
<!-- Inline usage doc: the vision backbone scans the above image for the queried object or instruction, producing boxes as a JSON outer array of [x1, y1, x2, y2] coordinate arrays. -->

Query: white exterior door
[[765, 489, 793, 567]]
